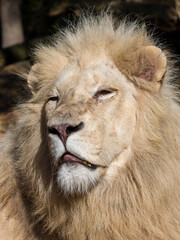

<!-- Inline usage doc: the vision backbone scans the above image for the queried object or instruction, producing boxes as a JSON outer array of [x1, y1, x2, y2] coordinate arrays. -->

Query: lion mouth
[[57, 153, 99, 170]]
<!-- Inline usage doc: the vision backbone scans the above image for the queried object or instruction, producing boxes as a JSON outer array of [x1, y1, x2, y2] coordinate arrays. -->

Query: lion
[[0, 13, 180, 240]]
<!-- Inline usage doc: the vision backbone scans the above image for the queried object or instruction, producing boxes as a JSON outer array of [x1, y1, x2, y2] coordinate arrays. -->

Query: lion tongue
[[62, 153, 84, 165], [61, 153, 97, 169]]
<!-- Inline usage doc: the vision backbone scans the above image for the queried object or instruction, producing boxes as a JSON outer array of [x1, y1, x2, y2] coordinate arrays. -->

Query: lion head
[[1, 14, 180, 239], [26, 16, 168, 198]]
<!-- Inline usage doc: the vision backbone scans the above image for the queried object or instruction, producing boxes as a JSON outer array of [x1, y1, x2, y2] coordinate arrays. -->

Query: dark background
[[0, 0, 180, 134]]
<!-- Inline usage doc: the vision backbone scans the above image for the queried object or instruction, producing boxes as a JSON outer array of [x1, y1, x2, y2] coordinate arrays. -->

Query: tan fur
[[0, 13, 180, 239]]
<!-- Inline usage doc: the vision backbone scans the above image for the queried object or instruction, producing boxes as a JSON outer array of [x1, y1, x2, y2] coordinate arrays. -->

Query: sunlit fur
[[0, 13, 180, 239]]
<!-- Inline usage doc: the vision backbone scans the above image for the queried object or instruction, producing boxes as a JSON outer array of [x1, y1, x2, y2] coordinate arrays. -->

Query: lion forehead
[[54, 59, 134, 96]]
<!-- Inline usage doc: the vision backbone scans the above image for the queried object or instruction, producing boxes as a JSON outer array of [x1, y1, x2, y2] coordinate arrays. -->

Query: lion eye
[[97, 90, 112, 95], [48, 96, 59, 102], [94, 89, 115, 100]]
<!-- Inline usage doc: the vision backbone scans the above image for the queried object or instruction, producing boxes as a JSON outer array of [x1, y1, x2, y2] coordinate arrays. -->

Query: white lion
[[0, 14, 180, 240]]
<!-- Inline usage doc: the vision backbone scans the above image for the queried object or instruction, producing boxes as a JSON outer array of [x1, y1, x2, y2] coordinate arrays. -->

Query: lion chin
[[0, 13, 180, 240], [57, 162, 100, 195]]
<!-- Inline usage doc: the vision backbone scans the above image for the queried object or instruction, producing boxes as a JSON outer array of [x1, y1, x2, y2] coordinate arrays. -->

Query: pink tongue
[[62, 154, 84, 165]]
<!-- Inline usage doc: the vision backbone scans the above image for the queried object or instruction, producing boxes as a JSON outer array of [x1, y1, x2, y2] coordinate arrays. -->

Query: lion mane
[[0, 13, 180, 240]]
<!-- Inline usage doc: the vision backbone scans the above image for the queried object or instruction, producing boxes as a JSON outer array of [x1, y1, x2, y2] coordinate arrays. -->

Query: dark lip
[[56, 152, 99, 170]]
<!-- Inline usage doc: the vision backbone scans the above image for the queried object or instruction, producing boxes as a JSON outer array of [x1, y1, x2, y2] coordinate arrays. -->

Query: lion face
[[45, 58, 137, 195]]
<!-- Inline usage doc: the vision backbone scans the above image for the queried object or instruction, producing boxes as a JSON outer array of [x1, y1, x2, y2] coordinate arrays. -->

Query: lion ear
[[27, 63, 41, 94], [27, 46, 68, 94], [135, 46, 167, 90]]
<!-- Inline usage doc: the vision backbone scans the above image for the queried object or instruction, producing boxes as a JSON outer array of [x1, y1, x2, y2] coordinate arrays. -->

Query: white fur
[[57, 163, 100, 195], [48, 134, 65, 162]]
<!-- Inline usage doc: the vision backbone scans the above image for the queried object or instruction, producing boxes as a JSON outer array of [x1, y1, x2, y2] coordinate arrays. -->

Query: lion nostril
[[66, 122, 84, 135], [48, 127, 59, 135], [49, 122, 84, 145]]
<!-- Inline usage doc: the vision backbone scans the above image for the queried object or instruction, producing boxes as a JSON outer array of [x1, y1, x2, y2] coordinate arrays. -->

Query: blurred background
[[0, 0, 180, 135]]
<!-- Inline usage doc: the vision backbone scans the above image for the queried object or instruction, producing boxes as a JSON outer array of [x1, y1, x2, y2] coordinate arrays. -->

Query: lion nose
[[49, 122, 84, 145]]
